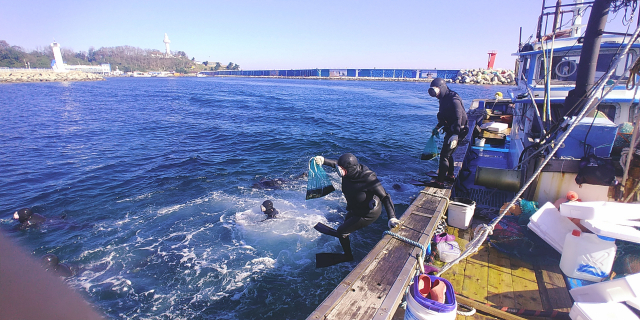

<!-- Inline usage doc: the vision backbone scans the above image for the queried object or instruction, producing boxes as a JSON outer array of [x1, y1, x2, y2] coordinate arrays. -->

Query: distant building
[[111, 66, 124, 76], [65, 64, 111, 75], [50, 41, 111, 74]]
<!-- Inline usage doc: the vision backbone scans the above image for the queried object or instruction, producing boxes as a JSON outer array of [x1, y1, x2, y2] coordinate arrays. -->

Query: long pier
[[199, 68, 461, 80]]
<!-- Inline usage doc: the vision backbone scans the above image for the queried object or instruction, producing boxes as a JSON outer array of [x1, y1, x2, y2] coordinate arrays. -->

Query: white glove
[[388, 218, 400, 228], [314, 156, 324, 165], [448, 135, 458, 149]]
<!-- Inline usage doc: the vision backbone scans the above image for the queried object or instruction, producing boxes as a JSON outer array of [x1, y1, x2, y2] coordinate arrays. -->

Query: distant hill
[[0, 40, 239, 73]]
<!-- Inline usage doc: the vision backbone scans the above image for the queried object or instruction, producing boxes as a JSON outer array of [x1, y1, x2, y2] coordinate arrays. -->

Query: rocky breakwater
[[0, 70, 104, 83], [451, 69, 515, 85]]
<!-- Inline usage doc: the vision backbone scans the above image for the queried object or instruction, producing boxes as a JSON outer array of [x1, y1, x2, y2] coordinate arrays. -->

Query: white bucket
[[447, 198, 475, 229]]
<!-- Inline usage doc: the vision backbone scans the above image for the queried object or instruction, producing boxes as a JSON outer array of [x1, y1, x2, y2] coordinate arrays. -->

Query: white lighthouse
[[163, 33, 172, 57], [50, 41, 67, 72]]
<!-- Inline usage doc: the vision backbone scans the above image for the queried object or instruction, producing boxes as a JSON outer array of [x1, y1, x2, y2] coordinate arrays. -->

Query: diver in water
[[261, 200, 279, 219], [13, 208, 46, 228], [428, 78, 469, 188], [313, 153, 400, 268], [41, 254, 73, 278]]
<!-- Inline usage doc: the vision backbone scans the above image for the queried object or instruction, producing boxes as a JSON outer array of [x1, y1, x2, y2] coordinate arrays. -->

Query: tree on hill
[[0, 40, 53, 68]]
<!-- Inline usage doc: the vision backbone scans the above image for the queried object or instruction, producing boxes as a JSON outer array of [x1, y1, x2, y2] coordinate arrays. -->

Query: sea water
[[0, 77, 512, 319]]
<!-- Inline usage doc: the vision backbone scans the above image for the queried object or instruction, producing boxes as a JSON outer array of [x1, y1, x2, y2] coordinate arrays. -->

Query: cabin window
[[630, 106, 639, 123], [535, 49, 638, 84], [596, 104, 618, 122], [519, 56, 530, 82]]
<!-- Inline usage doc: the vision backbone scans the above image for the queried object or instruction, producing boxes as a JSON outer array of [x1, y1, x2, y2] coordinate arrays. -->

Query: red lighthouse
[[487, 51, 497, 69]]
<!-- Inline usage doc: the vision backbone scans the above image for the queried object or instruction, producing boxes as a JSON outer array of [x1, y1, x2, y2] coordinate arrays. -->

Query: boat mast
[[563, 0, 612, 118]]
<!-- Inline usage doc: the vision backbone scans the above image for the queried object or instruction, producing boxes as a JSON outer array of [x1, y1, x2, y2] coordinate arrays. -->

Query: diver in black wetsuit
[[261, 200, 279, 219], [428, 78, 469, 188], [13, 208, 46, 228], [312, 153, 400, 268], [41, 254, 73, 278]]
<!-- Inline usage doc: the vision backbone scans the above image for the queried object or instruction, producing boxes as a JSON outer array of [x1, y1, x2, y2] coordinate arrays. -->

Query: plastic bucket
[[404, 275, 457, 320], [447, 197, 475, 229]]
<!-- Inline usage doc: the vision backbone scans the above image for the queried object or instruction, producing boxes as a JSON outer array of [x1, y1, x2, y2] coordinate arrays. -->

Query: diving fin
[[314, 222, 340, 238], [315, 253, 353, 268]]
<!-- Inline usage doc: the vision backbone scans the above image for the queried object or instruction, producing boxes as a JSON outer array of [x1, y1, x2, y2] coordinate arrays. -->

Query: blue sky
[[1, 1, 636, 70]]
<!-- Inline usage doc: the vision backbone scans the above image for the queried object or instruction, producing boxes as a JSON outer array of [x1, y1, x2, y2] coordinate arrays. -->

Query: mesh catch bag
[[420, 134, 439, 160], [306, 158, 336, 200]]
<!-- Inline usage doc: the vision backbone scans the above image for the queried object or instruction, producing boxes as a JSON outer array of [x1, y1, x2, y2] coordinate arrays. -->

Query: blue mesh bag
[[306, 158, 335, 200], [420, 134, 439, 160]]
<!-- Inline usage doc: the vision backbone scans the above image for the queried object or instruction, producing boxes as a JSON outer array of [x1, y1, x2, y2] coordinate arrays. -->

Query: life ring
[[555, 59, 578, 77]]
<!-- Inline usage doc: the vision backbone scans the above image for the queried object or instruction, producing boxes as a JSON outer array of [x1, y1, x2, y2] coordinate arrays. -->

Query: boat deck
[[438, 222, 573, 320]]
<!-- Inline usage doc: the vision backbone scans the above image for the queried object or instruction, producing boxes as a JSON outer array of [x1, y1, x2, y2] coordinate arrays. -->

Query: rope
[[456, 303, 477, 316], [383, 231, 429, 258], [626, 53, 640, 90]]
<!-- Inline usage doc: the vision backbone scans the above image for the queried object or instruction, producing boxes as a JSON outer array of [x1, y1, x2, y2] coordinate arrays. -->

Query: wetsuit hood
[[261, 200, 274, 212], [15, 208, 33, 223], [429, 78, 449, 99], [338, 153, 362, 179]]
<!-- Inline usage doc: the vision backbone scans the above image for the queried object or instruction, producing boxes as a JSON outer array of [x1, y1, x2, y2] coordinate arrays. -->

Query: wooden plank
[[534, 264, 573, 312], [461, 243, 489, 304], [456, 295, 529, 320], [442, 227, 472, 320], [510, 258, 544, 311], [487, 249, 516, 309]]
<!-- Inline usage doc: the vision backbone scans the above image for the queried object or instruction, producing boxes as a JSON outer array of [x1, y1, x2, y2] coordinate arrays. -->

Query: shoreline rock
[[0, 70, 105, 83], [450, 68, 515, 85]]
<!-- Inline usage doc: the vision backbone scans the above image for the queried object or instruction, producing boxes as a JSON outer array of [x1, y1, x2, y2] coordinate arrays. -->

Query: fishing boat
[[308, 1, 640, 319], [132, 71, 152, 77]]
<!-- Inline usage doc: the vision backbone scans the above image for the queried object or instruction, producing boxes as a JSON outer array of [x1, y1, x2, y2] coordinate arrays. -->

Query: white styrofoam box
[[528, 202, 579, 253], [486, 122, 508, 133], [528, 222, 563, 253], [570, 302, 639, 320], [560, 201, 640, 221], [570, 273, 640, 303], [583, 219, 640, 244]]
